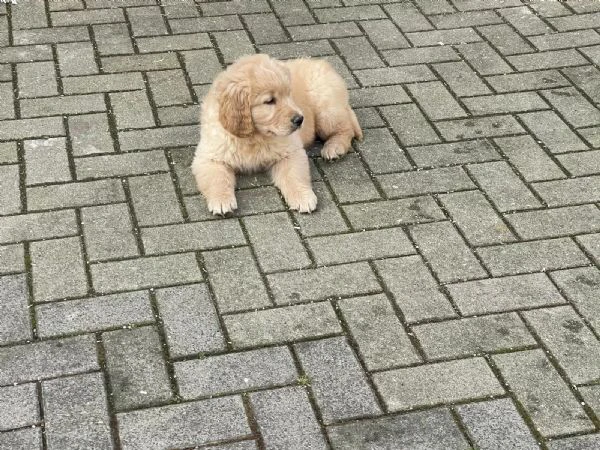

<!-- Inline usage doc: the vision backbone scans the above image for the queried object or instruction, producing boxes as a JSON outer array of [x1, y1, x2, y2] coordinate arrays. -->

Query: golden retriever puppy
[[191, 53, 362, 215]]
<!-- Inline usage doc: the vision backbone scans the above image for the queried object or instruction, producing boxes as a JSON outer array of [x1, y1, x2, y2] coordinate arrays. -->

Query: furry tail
[[349, 108, 363, 141]]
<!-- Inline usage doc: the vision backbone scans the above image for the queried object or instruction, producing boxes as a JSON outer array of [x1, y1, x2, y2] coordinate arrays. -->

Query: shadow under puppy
[[191, 53, 363, 215]]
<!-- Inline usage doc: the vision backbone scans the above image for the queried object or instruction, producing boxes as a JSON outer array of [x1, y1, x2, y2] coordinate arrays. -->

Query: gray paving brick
[[498, 6, 551, 35], [119, 125, 198, 151], [383, 46, 459, 66], [408, 81, 467, 120], [436, 115, 525, 141], [136, 33, 211, 52], [477, 24, 534, 55], [374, 357, 503, 411], [0, 274, 31, 345], [407, 28, 482, 46], [214, 30, 255, 64], [376, 255, 456, 322], [507, 205, 600, 239], [463, 92, 548, 115], [76, 150, 167, 180], [0, 244, 24, 275], [549, 11, 600, 31], [410, 139, 499, 168], [31, 237, 87, 302], [354, 65, 435, 87], [109, 91, 155, 130], [580, 384, 600, 416], [494, 349, 594, 437], [580, 126, 600, 147], [0, 165, 20, 215], [243, 212, 310, 273], [468, 161, 541, 212], [317, 4, 385, 22], [17, 61, 57, 98], [250, 386, 327, 450], [533, 175, 600, 206], [339, 294, 420, 370], [128, 173, 182, 226], [327, 408, 469, 450], [486, 70, 570, 93], [155, 284, 225, 357], [433, 61, 491, 97], [414, 313, 534, 359], [296, 336, 381, 423], [24, 138, 71, 185], [0, 383, 38, 431], [63, 73, 145, 94], [69, 113, 114, 155], [530, 29, 600, 51], [20, 93, 106, 119], [563, 65, 600, 104], [382, 4, 431, 32], [577, 233, 600, 265], [176, 347, 297, 398], [410, 221, 486, 283], [530, 0, 572, 16], [448, 273, 565, 315], [267, 262, 380, 306], [181, 49, 222, 85], [271, 0, 314, 26], [52, 8, 125, 26], [318, 153, 380, 203], [81, 203, 138, 261], [224, 302, 342, 348], [0, 142, 17, 164], [37, 291, 152, 338], [509, 49, 588, 71], [127, 6, 167, 37], [334, 37, 384, 70], [439, 190, 516, 246], [381, 104, 440, 146], [0, 428, 42, 449], [244, 14, 288, 44], [27, 179, 124, 211], [520, 111, 589, 153], [523, 305, 600, 384], [360, 19, 409, 50], [355, 129, 410, 173], [42, 372, 112, 450], [147, 69, 192, 107], [0, 45, 52, 64], [260, 40, 335, 60], [494, 135, 566, 182], [291, 181, 348, 236], [557, 151, 600, 177], [203, 247, 270, 313], [478, 238, 588, 276], [93, 23, 134, 55], [170, 15, 243, 34], [308, 227, 415, 265], [457, 399, 539, 450], [201, 0, 270, 15], [117, 397, 250, 450], [344, 196, 445, 230], [92, 253, 202, 293], [57, 42, 98, 76], [0, 210, 77, 245], [158, 104, 200, 126], [431, 10, 501, 28], [0, 334, 98, 385], [0, 82, 14, 119], [457, 41, 512, 76], [103, 326, 171, 410], [101, 53, 180, 73], [13, 26, 89, 46], [540, 87, 600, 128], [547, 435, 600, 450]]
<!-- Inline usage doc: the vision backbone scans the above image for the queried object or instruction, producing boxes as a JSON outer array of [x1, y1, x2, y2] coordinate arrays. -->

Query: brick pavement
[[1, 0, 600, 448]]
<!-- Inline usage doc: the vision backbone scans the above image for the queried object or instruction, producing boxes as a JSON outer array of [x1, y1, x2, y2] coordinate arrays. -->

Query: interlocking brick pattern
[[1, 0, 600, 448]]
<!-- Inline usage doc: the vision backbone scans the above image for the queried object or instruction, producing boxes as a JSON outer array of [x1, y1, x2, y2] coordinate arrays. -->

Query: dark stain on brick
[[563, 318, 584, 333], [575, 274, 599, 287]]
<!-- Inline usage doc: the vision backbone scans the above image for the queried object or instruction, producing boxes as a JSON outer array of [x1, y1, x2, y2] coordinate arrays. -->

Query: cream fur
[[191, 53, 362, 215]]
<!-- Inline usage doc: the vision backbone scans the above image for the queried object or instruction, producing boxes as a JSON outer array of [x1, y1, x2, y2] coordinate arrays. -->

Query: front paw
[[285, 189, 317, 213], [321, 142, 349, 160], [206, 194, 238, 216]]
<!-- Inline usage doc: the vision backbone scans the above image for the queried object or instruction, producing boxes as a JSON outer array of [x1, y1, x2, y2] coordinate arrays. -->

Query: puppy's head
[[216, 54, 304, 139]]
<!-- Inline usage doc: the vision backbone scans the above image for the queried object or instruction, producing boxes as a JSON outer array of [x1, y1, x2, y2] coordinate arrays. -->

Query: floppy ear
[[218, 81, 254, 138]]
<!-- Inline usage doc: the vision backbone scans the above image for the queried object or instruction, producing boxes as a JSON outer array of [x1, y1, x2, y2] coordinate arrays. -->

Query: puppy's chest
[[228, 141, 289, 173]]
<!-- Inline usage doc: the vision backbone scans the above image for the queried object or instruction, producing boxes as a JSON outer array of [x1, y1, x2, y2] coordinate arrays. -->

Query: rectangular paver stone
[[381, 104, 440, 146], [0, 117, 65, 141], [413, 313, 535, 359], [378, 166, 474, 198], [339, 294, 420, 370], [103, 326, 171, 410], [407, 81, 467, 120], [0, 210, 77, 244], [91, 253, 202, 293], [109, 91, 155, 129], [42, 373, 112, 450], [57, 42, 98, 76], [0, 244, 24, 274], [128, 173, 183, 226], [31, 237, 87, 302], [318, 153, 380, 203], [0, 383, 39, 431], [519, 111, 588, 153], [296, 336, 381, 423], [373, 358, 503, 411], [17, 61, 58, 98], [25, 138, 71, 185], [117, 397, 250, 450], [447, 273, 565, 315], [533, 175, 600, 206], [0, 165, 20, 215], [0, 274, 31, 345], [224, 302, 342, 348], [436, 116, 524, 141], [36, 291, 153, 337], [506, 205, 600, 239], [69, 114, 114, 155], [155, 284, 225, 357], [27, 179, 125, 211], [176, 346, 297, 398], [494, 349, 594, 437]]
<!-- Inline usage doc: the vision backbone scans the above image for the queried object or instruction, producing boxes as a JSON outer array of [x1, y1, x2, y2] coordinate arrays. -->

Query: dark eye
[[264, 97, 276, 105]]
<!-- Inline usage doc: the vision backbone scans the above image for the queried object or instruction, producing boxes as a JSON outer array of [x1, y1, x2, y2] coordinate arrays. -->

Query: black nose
[[291, 114, 304, 127]]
